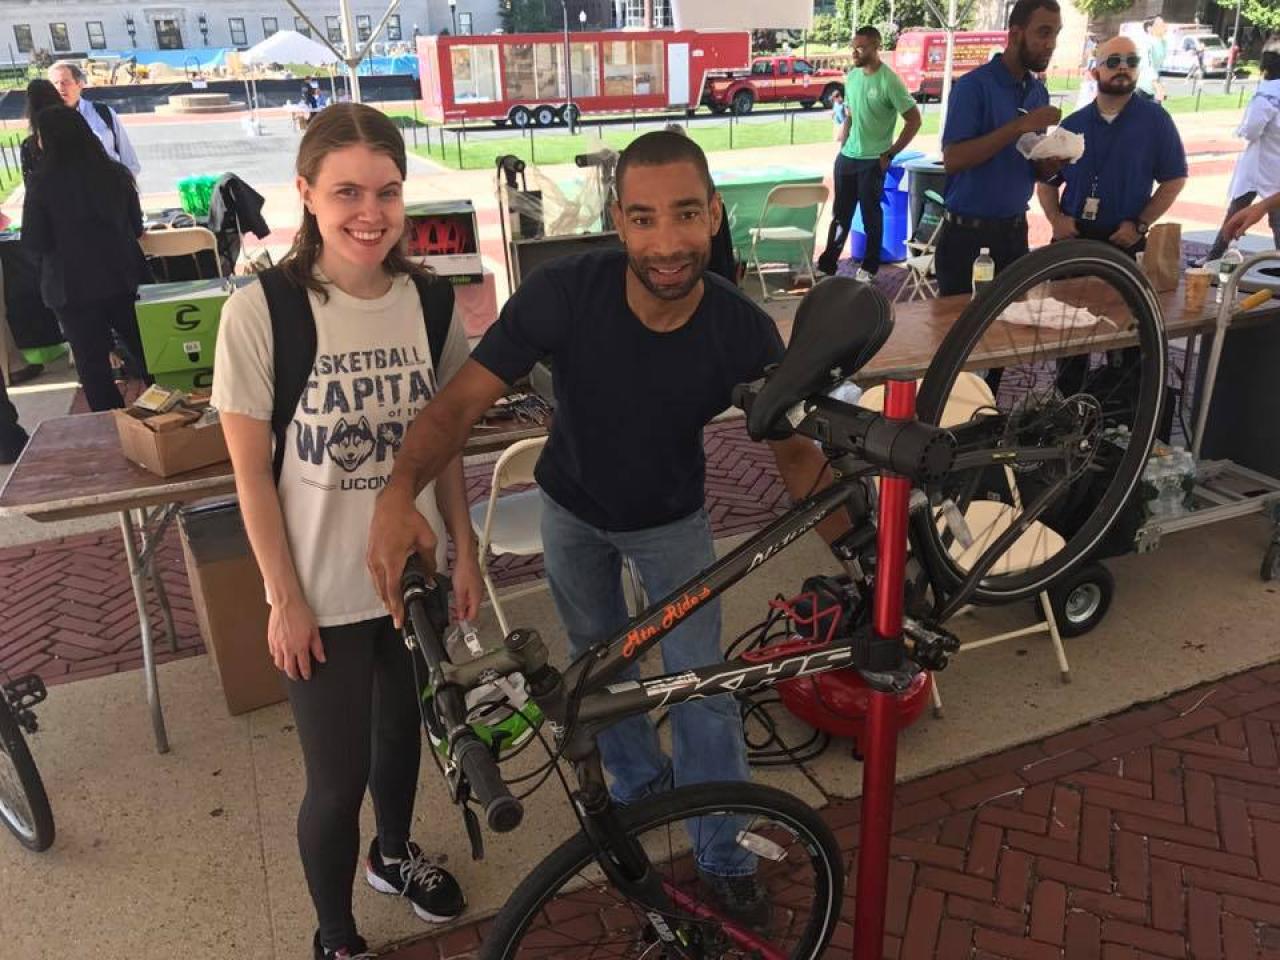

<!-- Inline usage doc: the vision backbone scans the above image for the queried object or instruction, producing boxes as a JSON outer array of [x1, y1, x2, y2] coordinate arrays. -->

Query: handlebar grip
[[401, 554, 431, 596], [454, 733, 524, 833]]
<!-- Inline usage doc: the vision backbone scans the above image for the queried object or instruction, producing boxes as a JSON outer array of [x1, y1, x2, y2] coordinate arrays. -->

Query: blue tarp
[[357, 55, 419, 77], [92, 48, 417, 77], [96, 48, 233, 69]]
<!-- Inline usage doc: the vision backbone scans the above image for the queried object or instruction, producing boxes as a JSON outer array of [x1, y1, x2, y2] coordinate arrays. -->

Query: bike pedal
[[3, 674, 47, 711]]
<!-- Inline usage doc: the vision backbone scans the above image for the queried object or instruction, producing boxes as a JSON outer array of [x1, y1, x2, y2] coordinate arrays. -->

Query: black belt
[[944, 211, 1028, 230]]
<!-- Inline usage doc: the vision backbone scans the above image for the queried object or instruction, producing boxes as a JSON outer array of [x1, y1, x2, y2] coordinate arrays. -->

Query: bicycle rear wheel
[[915, 240, 1166, 606], [0, 697, 55, 852], [482, 782, 843, 960]]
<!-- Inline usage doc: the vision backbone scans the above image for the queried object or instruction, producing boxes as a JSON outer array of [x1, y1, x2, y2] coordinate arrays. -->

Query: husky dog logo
[[326, 416, 376, 472]]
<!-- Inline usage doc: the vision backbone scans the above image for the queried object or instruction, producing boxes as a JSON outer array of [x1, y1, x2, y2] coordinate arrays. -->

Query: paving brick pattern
[[384, 662, 1280, 960], [0, 419, 789, 685]]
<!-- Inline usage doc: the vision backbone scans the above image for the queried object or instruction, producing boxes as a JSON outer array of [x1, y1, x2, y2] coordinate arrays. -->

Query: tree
[[1072, 0, 1136, 15], [498, 0, 558, 34], [1239, 0, 1280, 33]]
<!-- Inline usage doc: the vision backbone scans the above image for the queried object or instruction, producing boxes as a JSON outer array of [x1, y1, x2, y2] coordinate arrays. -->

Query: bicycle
[[402, 239, 1166, 959], [0, 668, 55, 853]]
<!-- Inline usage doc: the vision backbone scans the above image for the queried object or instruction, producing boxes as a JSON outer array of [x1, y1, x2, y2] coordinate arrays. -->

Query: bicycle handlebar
[[401, 556, 524, 834]]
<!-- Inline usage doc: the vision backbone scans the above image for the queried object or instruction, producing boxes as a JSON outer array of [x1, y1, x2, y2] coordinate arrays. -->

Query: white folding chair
[[745, 183, 830, 301], [894, 189, 946, 304], [858, 373, 1071, 716], [469, 438, 547, 638], [139, 225, 224, 279]]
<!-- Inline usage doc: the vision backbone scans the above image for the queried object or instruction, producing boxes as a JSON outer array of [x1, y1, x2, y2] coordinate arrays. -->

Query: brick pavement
[[0, 418, 791, 684], [384, 661, 1280, 960]]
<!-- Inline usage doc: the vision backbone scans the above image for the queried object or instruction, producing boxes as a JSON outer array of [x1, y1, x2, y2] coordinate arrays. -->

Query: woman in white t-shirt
[[212, 103, 480, 960]]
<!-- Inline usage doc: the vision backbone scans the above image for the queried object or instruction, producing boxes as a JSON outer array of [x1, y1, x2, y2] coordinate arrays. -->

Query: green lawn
[[410, 111, 942, 170], [0, 130, 24, 205]]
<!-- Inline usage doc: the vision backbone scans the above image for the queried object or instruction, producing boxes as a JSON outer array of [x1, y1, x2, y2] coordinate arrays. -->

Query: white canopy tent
[[239, 29, 341, 129], [240, 29, 341, 68], [669, 0, 813, 29]]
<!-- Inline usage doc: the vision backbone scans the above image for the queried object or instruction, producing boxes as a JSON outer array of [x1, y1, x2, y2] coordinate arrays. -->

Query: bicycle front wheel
[[483, 782, 843, 960], [916, 239, 1166, 605], [0, 698, 55, 852]]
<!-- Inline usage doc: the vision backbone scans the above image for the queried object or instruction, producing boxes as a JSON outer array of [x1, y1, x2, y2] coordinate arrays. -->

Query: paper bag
[[1142, 223, 1181, 293]]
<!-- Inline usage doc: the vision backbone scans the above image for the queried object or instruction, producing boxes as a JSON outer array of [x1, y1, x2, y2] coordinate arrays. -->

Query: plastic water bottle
[[1217, 245, 1244, 303], [1173, 446, 1197, 513], [971, 247, 995, 299], [1142, 454, 1168, 519]]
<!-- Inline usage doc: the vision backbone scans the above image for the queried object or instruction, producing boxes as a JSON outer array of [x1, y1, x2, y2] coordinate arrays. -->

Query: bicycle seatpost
[[853, 379, 914, 960]]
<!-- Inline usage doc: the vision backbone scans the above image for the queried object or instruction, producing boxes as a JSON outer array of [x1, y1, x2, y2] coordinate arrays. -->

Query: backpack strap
[[90, 100, 118, 153], [410, 271, 455, 372], [260, 267, 317, 486], [260, 268, 454, 486]]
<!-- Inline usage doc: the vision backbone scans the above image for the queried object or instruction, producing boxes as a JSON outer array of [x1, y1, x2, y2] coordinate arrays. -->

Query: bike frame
[[515, 382, 924, 959]]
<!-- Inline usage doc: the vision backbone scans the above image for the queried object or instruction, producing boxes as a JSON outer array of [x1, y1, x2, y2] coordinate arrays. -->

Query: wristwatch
[[1136, 219, 1150, 236]]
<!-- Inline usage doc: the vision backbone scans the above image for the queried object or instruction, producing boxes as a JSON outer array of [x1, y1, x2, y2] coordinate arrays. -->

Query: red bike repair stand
[[852, 379, 916, 960]]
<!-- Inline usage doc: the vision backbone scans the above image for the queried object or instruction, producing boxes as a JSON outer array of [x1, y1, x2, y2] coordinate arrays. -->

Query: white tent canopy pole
[[282, 0, 400, 104]]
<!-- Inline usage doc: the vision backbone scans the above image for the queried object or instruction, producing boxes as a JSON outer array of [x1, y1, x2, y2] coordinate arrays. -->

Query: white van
[[1119, 21, 1231, 77]]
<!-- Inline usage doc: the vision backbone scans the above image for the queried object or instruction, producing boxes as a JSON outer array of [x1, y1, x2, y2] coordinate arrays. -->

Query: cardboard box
[[113, 407, 229, 477], [178, 500, 286, 716]]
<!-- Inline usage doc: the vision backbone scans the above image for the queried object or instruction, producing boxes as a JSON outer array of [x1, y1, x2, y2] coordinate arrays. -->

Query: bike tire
[[0, 698, 55, 852], [915, 239, 1165, 605], [482, 781, 843, 960]]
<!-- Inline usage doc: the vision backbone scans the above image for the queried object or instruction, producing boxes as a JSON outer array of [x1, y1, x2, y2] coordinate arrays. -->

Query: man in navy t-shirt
[[367, 132, 835, 919], [1036, 35, 1187, 255]]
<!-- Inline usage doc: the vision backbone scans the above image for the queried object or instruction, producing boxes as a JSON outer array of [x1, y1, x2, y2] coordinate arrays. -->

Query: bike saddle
[[745, 278, 894, 441]]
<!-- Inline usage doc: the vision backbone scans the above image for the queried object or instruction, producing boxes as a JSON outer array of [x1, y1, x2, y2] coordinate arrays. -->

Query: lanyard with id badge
[[1081, 106, 1121, 222]]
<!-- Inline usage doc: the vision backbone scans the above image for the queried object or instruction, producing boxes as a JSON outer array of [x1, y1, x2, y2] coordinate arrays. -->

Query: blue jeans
[[540, 493, 754, 876]]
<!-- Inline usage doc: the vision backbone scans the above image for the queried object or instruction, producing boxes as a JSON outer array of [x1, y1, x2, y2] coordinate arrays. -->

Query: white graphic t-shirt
[[212, 273, 469, 627]]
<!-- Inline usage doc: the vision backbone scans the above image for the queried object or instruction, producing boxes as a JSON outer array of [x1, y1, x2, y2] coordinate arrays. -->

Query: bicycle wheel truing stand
[[853, 379, 916, 960]]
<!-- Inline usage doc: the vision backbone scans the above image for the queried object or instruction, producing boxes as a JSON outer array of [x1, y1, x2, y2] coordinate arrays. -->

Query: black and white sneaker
[[695, 867, 772, 929], [366, 838, 466, 923], [311, 930, 375, 960]]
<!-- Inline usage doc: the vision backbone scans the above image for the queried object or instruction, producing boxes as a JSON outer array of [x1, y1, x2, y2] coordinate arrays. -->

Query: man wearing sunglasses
[[1036, 35, 1186, 255]]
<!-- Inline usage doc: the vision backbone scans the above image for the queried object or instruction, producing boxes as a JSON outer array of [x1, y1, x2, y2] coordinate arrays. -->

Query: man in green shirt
[[817, 25, 922, 281]]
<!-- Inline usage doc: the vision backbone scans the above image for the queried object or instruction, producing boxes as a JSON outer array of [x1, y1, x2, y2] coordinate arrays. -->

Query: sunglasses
[[1101, 54, 1142, 69]]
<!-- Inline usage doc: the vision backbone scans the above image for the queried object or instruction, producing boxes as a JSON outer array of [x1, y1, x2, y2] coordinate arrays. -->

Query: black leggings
[[54, 293, 147, 412], [288, 616, 423, 949]]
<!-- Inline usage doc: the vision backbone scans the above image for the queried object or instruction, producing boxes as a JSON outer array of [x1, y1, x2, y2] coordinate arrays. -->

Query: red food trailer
[[417, 29, 751, 128]]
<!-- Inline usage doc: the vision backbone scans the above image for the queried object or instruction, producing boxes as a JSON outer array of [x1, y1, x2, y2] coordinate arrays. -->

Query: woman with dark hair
[[19, 78, 63, 182], [21, 105, 149, 411], [213, 102, 476, 959]]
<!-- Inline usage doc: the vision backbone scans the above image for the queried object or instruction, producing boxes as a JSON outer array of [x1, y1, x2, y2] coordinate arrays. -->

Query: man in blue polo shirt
[[935, 0, 1064, 296], [1036, 35, 1187, 255]]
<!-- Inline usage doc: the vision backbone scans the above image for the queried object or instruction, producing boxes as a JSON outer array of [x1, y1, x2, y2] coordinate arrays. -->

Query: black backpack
[[258, 266, 455, 484]]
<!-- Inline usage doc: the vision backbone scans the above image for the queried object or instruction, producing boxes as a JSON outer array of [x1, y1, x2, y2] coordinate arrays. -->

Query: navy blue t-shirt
[[471, 250, 785, 531], [1058, 96, 1188, 234]]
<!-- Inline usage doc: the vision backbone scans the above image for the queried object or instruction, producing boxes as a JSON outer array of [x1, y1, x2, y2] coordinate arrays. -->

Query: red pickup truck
[[701, 56, 845, 115]]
